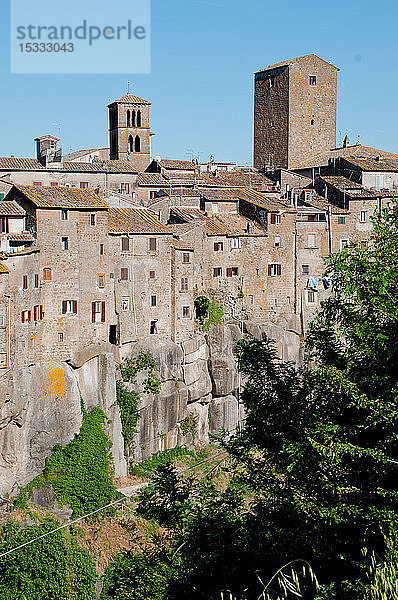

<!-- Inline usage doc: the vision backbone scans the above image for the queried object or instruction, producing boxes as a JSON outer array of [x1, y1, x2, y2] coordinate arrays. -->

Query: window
[[135, 135, 141, 152], [90, 214, 96, 226], [150, 320, 157, 334], [360, 210, 368, 223], [0, 316, 5, 327], [149, 238, 157, 252], [182, 252, 190, 263], [131, 110, 136, 127], [308, 290, 315, 303], [302, 264, 310, 275], [121, 297, 130, 311], [127, 109, 130, 127], [43, 268, 52, 281], [182, 306, 190, 318], [120, 182, 130, 194], [231, 237, 240, 249], [121, 237, 130, 251], [150, 295, 157, 307], [61, 237, 69, 250], [98, 274, 105, 288], [33, 181, 42, 186], [213, 267, 222, 277], [51, 182, 58, 187], [375, 175, 383, 190], [80, 182, 89, 189], [0, 352, 7, 367], [62, 300, 77, 314], [92, 301, 105, 323], [268, 263, 281, 277], [270, 120, 275, 127], [270, 213, 280, 225], [274, 235, 281, 247], [60, 209, 68, 221], [214, 242, 223, 251], [309, 75, 317, 85], [120, 268, 129, 281], [34, 274, 39, 288], [340, 239, 349, 250], [58, 332, 64, 342], [99, 244, 104, 256], [248, 295, 254, 304], [149, 270, 155, 279], [21, 310, 31, 323], [33, 305, 44, 321], [180, 277, 188, 291], [310, 118, 314, 126], [129, 135, 134, 152], [149, 190, 157, 199], [137, 110, 142, 127], [226, 267, 239, 277], [307, 234, 316, 248], [338, 216, 346, 224], [22, 275, 28, 290]]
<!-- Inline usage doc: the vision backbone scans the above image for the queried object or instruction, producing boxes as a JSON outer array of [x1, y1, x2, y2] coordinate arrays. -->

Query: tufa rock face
[[0, 321, 301, 495]]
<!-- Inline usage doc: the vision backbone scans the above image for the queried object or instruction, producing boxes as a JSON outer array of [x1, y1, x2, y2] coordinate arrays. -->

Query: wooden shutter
[[27, 311, 31, 323], [277, 265, 281, 276], [101, 302, 105, 323], [149, 238, 157, 251], [268, 265, 272, 276], [34, 306, 38, 321], [226, 268, 232, 277], [62, 301, 67, 314], [270, 214, 276, 224], [43, 268, 51, 281], [21, 312, 25, 324], [73, 300, 78, 314], [92, 302, 96, 323], [122, 237, 129, 251], [40, 305, 44, 320], [121, 268, 128, 281]]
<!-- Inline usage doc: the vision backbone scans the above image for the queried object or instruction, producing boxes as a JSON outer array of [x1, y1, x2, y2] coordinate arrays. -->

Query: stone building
[[254, 54, 338, 170]]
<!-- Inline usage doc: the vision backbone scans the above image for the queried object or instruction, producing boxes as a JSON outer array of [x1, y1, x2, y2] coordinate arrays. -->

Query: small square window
[[182, 253, 190, 263], [120, 268, 128, 281], [214, 242, 223, 252], [61, 237, 69, 250], [34, 274, 39, 288], [213, 267, 222, 277], [270, 213, 280, 225], [360, 210, 368, 223], [231, 237, 240, 249], [121, 237, 129, 252], [338, 216, 346, 224], [309, 76, 317, 85], [60, 209, 68, 221], [180, 277, 188, 291], [182, 306, 190, 318], [308, 290, 315, 303], [80, 182, 89, 189], [0, 352, 8, 367], [43, 268, 52, 281], [151, 295, 157, 307], [58, 332, 64, 342], [150, 320, 157, 334], [149, 238, 157, 252], [51, 182, 58, 187], [121, 297, 130, 311], [98, 274, 105, 288], [307, 234, 316, 248], [90, 214, 96, 226], [149, 270, 155, 279], [0, 316, 5, 327], [99, 244, 104, 256], [226, 267, 239, 277], [302, 265, 310, 275], [274, 236, 281, 247], [340, 239, 349, 250], [268, 263, 281, 277], [149, 190, 157, 199]]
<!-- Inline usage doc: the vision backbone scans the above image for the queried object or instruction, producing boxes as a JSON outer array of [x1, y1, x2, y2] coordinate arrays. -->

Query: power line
[[0, 451, 228, 560]]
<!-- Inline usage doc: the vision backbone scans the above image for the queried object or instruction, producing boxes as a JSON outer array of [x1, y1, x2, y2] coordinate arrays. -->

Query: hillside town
[[0, 54, 396, 374]]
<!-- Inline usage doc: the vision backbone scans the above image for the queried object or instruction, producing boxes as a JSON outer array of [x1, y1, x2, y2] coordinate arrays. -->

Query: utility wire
[[0, 451, 228, 560]]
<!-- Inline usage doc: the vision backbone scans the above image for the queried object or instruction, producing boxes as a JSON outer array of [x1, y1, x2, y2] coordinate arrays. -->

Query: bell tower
[[108, 93, 153, 171]]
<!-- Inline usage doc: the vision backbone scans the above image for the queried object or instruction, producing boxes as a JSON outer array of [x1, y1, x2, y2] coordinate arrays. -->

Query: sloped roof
[[160, 159, 197, 171], [108, 207, 172, 234], [61, 160, 138, 173], [0, 157, 45, 171], [298, 194, 348, 214], [34, 135, 60, 141], [200, 170, 274, 188], [256, 54, 338, 74], [236, 189, 291, 211], [0, 262, 9, 272], [138, 173, 168, 185], [173, 238, 194, 251], [108, 93, 151, 106], [291, 144, 398, 170], [213, 213, 265, 236], [170, 208, 228, 235], [339, 155, 398, 173], [0, 200, 25, 216], [320, 175, 393, 198], [13, 185, 108, 209], [158, 187, 201, 197]]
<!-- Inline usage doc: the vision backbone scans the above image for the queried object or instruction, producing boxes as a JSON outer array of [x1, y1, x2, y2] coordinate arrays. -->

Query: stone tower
[[253, 54, 338, 170], [108, 93, 153, 171]]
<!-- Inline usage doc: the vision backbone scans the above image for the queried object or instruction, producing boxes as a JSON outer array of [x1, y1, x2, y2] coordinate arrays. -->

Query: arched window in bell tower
[[129, 135, 134, 153], [127, 110, 130, 127], [135, 135, 141, 152], [131, 110, 136, 127], [137, 110, 142, 127]]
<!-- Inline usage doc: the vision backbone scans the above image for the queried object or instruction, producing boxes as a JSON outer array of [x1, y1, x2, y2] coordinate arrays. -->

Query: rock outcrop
[[0, 319, 301, 495]]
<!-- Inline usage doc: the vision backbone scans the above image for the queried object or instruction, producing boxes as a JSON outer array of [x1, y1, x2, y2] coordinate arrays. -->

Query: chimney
[[343, 135, 350, 148]]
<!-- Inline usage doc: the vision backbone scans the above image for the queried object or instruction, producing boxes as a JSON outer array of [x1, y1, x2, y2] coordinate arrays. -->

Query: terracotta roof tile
[[0, 200, 25, 216], [108, 207, 172, 234], [0, 262, 9, 273], [108, 93, 151, 105], [172, 238, 194, 251], [14, 185, 108, 209], [291, 144, 398, 170], [170, 208, 228, 236], [138, 173, 168, 185], [160, 159, 197, 171], [0, 157, 44, 170], [7, 232, 34, 241], [256, 54, 338, 73], [61, 160, 138, 173]]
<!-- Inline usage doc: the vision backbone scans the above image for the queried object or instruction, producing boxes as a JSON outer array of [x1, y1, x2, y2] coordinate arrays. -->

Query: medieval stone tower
[[253, 54, 338, 171], [108, 93, 153, 171]]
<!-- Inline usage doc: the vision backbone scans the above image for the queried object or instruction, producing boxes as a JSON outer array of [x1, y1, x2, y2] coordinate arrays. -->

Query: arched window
[[128, 135, 134, 152], [131, 110, 136, 127], [137, 110, 142, 127], [127, 110, 130, 127], [135, 135, 141, 152]]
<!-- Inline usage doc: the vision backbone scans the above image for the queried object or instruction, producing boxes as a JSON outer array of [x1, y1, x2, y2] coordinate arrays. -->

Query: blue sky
[[0, 0, 397, 164]]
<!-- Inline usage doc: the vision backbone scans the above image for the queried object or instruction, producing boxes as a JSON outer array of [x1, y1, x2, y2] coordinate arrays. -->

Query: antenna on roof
[[127, 81, 131, 93]]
